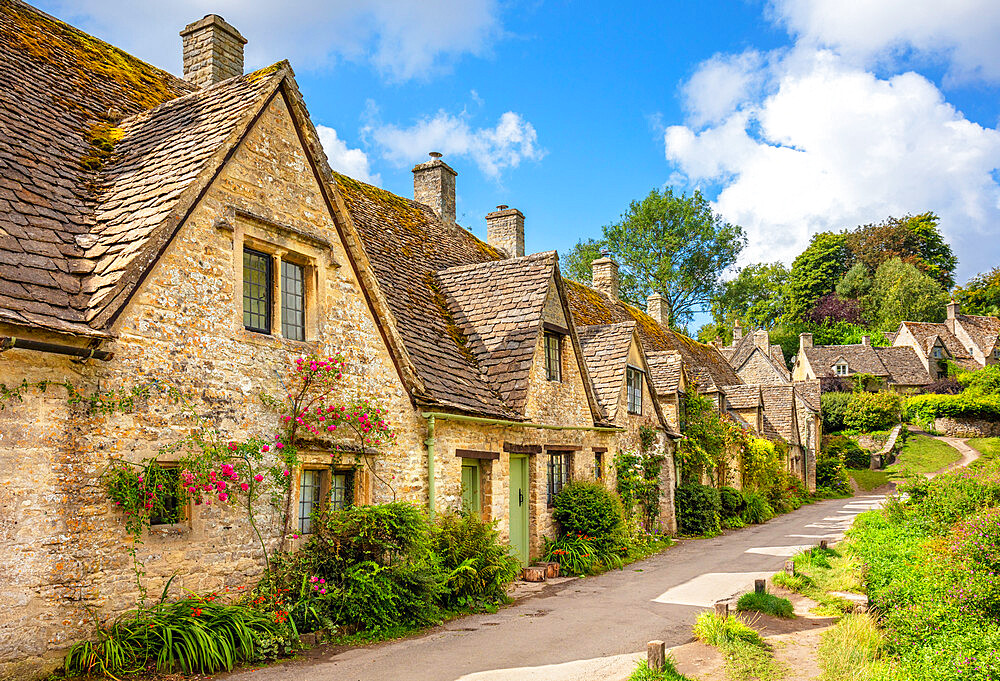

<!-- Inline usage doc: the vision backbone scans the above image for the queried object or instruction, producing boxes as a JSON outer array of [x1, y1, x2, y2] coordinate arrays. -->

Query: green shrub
[[843, 391, 901, 432], [718, 486, 745, 520], [958, 364, 1000, 396], [816, 446, 852, 495], [741, 490, 774, 524], [824, 434, 870, 469], [904, 392, 1000, 425], [432, 512, 521, 610], [543, 532, 623, 575], [736, 591, 794, 618], [693, 612, 764, 648], [552, 480, 625, 550], [628, 658, 692, 681], [821, 391, 854, 432], [675, 483, 721, 535]]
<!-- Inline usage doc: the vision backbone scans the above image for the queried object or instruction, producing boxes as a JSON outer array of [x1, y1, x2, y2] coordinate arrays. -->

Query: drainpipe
[[425, 414, 436, 515], [1, 336, 113, 361]]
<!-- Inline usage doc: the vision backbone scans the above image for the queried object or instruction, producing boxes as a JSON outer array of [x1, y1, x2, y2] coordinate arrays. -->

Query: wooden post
[[754, 579, 765, 594], [647, 640, 665, 672], [819, 539, 829, 550], [715, 601, 729, 617], [784, 559, 795, 575]]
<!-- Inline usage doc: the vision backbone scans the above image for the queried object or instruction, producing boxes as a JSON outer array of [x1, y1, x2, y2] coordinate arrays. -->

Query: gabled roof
[[760, 384, 799, 445], [646, 350, 684, 395], [721, 331, 790, 383], [957, 314, 1000, 356], [794, 380, 821, 413], [900, 321, 973, 365], [802, 344, 888, 377], [577, 322, 635, 420], [564, 281, 742, 392], [435, 252, 557, 414], [721, 384, 762, 410], [874, 346, 932, 385]]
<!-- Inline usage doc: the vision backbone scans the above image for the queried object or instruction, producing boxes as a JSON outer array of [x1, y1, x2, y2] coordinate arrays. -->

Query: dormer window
[[932, 346, 944, 359], [544, 332, 562, 382], [626, 366, 643, 414], [834, 361, 849, 376]]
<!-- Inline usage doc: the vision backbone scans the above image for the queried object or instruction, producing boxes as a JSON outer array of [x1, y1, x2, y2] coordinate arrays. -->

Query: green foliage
[[842, 391, 902, 433], [718, 486, 746, 521], [675, 483, 721, 535], [711, 261, 790, 330], [785, 231, 853, 322], [736, 591, 794, 618], [693, 612, 764, 648], [561, 237, 605, 285], [816, 443, 851, 495], [564, 187, 746, 324], [967, 438, 1000, 459], [847, 468, 890, 491], [954, 266, 1000, 317], [63, 596, 290, 677], [869, 257, 948, 331], [818, 612, 888, 681], [432, 513, 521, 610], [552, 480, 626, 551], [543, 532, 623, 576], [958, 364, 1000, 396], [741, 437, 781, 491], [615, 450, 663, 529], [824, 434, 870, 469], [628, 658, 692, 681], [844, 212, 957, 288], [740, 490, 775, 524], [904, 392, 1000, 425], [678, 391, 744, 485], [835, 262, 872, 301], [693, 612, 783, 680]]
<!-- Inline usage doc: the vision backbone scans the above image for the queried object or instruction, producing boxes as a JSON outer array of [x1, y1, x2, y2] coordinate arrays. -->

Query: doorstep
[[506, 574, 577, 602]]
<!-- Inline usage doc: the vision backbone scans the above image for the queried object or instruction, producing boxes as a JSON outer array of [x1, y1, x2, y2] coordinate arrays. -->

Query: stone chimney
[[753, 329, 770, 352], [180, 15, 246, 88], [799, 332, 813, 350], [733, 319, 743, 344], [486, 205, 524, 258], [861, 335, 871, 346], [412, 152, 457, 223], [647, 293, 669, 326], [591, 253, 619, 301]]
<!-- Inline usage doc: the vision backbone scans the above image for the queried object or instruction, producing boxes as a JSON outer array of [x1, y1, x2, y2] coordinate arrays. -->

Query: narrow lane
[[225, 494, 885, 681]]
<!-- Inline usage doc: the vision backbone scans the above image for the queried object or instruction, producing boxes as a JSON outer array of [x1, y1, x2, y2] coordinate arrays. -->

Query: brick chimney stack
[[647, 293, 669, 326], [753, 329, 770, 352], [412, 152, 457, 224], [591, 253, 619, 301], [799, 332, 813, 350], [733, 319, 743, 344], [486, 205, 524, 258], [180, 15, 246, 88]]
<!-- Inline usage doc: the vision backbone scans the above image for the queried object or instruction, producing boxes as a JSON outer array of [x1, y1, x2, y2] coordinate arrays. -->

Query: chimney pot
[[862, 335, 871, 346], [412, 154, 457, 223], [180, 14, 246, 88], [591, 257, 620, 301], [486, 206, 525, 258], [732, 319, 743, 344]]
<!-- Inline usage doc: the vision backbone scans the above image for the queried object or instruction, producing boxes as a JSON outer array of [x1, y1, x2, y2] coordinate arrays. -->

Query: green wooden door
[[508, 455, 529, 565], [461, 462, 480, 516]]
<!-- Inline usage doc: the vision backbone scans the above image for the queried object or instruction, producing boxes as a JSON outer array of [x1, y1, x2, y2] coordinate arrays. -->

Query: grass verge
[[736, 591, 794, 618], [887, 433, 961, 477], [693, 612, 785, 680], [967, 437, 1000, 459], [628, 657, 692, 681], [771, 547, 862, 615], [818, 612, 892, 681], [847, 468, 890, 491]]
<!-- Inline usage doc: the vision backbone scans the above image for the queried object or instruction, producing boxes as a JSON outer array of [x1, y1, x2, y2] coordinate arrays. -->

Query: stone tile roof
[[645, 350, 683, 394], [771, 345, 791, 380], [802, 344, 888, 377], [958, 314, 1000, 356], [564, 280, 741, 392], [794, 380, 821, 413], [0, 0, 284, 335], [435, 252, 558, 414], [577, 322, 635, 420], [721, 384, 761, 409], [874, 346, 932, 386], [721, 332, 789, 382], [760, 384, 799, 445], [900, 321, 978, 369]]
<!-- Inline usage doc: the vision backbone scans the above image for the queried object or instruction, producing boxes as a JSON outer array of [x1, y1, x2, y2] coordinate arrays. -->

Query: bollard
[[819, 539, 829, 550], [715, 601, 729, 618], [647, 640, 665, 671], [755, 579, 766, 594], [784, 559, 795, 575]]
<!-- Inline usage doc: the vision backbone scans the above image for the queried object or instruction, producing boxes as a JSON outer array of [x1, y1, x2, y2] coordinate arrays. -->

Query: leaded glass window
[[626, 366, 643, 414], [281, 261, 305, 341], [547, 452, 571, 505], [544, 333, 562, 382], [298, 469, 322, 533], [243, 248, 271, 333]]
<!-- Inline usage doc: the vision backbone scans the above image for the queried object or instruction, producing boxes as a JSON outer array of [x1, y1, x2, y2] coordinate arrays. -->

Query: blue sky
[[40, 1, 1000, 321]]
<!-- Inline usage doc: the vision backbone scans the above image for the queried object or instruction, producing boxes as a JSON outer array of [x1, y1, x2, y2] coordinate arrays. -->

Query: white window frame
[[834, 361, 849, 376]]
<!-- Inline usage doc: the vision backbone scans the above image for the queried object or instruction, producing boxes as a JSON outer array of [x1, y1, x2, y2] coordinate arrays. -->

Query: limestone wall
[[933, 417, 1000, 438]]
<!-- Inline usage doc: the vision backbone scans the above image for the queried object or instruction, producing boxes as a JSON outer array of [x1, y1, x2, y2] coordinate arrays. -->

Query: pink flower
[[319, 578, 325, 584], [283, 469, 290, 477], [254, 474, 264, 482], [228, 442, 238, 451], [216, 481, 227, 491], [187, 486, 196, 493], [218, 492, 228, 502], [276, 442, 284, 449], [262, 445, 270, 452], [319, 588, 327, 594], [240, 482, 249, 492]]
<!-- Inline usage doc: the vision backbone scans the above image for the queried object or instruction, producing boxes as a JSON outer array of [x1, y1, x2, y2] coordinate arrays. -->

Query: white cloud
[[768, 0, 1000, 83], [316, 126, 380, 185], [370, 110, 544, 178], [681, 51, 765, 126], [665, 48, 1000, 273], [41, 0, 500, 81]]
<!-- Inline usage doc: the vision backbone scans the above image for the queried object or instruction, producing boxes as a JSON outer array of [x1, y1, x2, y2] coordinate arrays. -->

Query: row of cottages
[[790, 301, 1000, 390], [716, 324, 821, 490], [0, 2, 789, 668]]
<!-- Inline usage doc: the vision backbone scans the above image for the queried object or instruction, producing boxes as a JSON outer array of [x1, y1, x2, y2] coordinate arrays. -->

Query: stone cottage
[[891, 301, 1000, 378], [792, 332, 932, 390]]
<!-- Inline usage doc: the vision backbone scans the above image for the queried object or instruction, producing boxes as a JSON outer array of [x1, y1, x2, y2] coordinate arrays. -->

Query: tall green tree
[[953, 267, 1000, 317], [845, 212, 957, 288], [711, 262, 789, 330], [784, 232, 853, 322], [562, 188, 745, 325], [869, 257, 948, 331]]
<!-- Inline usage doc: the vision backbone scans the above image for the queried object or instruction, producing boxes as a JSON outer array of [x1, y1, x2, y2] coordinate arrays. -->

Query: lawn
[[847, 468, 890, 491], [967, 437, 1000, 459], [886, 433, 961, 477]]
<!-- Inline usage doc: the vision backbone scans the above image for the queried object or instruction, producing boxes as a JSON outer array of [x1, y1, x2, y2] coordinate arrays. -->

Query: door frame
[[508, 453, 530, 565]]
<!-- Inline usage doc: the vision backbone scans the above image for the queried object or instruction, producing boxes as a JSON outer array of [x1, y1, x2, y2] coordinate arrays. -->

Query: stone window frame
[[932, 345, 944, 359], [294, 462, 360, 535], [148, 464, 185, 528], [626, 365, 644, 415], [543, 332, 562, 382], [225, 208, 339, 346], [546, 451, 571, 506], [593, 448, 606, 480]]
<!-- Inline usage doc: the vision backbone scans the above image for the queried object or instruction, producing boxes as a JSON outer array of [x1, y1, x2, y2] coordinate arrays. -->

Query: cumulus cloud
[[768, 0, 1000, 83], [316, 126, 380, 185], [40, 0, 500, 80], [665, 48, 1000, 272], [681, 51, 765, 126], [369, 110, 544, 178]]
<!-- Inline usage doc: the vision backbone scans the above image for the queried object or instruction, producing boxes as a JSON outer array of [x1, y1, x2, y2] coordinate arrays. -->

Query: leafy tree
[[845, 212, 956, 288], [869, 257, 948, 331], [803, 294, 862, 325], [696, 322, 728, 345], [835, 262, 872, 301], [561, 238, 604, 286], [954, 267, 1000, 316], [784, 232, 853, 322], [562, 188, 745, 324], [711, 262, 789, 330]]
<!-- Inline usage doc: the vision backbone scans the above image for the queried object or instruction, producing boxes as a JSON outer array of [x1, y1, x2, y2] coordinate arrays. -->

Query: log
[[819, 539, 829, 550], [714, 601, 729, 617], [754, 579, 766, 594], [522, 565, 546, 582], [543, 561, 561, 579], [647, 640, 666, 671]]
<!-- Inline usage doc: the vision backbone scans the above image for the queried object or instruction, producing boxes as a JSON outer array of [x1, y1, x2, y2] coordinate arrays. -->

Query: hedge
[[904, 394, 1000, 424]]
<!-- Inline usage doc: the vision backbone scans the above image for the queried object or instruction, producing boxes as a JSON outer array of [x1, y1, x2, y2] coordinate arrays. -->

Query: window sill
[[238, 328, 319, 351], [149, 523, 189, 537]]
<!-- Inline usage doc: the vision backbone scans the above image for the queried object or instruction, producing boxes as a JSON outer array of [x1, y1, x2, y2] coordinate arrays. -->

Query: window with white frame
[[834, 361, 849, 376], [626, 366, 643, 415]]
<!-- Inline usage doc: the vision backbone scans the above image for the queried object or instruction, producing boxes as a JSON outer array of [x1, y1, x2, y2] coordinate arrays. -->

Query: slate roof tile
[[576, 322, 635, 420], [874, 346, 932, 385], [803, 344, 888, 377]]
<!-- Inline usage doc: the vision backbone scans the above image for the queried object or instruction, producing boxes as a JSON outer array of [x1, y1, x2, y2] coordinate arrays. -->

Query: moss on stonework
[[79, 121, 124, 171], [246, 62, 284, 82]]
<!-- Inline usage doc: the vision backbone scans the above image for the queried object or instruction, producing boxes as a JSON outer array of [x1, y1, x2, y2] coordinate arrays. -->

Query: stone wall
[[933, 417, 1000, 438], [737, 351, 787, 385]]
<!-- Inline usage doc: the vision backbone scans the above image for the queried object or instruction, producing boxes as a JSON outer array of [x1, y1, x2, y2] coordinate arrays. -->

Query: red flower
[[191, 607, 203, 616]]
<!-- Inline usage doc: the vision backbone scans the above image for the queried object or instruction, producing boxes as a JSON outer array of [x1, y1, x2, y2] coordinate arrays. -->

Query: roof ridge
[[436, 249, 555, 276]]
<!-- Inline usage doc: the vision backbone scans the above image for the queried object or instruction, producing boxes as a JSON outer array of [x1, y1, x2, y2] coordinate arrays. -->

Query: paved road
[[226, 495, 886, 681]]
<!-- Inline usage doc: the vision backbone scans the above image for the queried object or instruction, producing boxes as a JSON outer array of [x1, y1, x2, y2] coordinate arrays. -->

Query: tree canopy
[[868, 258, 948, 331], [710, 262, 789, 330], [783, 232, 853, 322], [844, 212, 957, 288], [562, 188, 745, 325], [954, 267, 1000, 317]]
